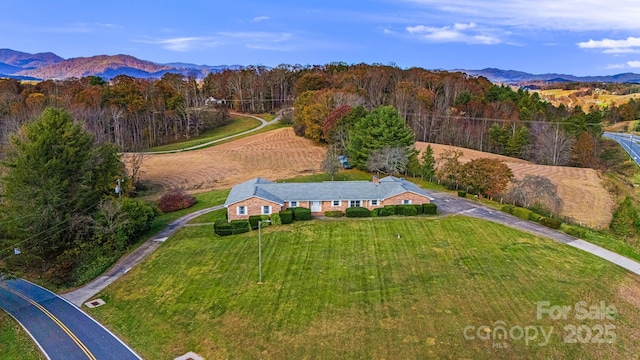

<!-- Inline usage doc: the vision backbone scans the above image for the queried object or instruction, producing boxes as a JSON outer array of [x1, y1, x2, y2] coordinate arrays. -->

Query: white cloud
[[139, 32, 293, 52], [403, 0, 640, 31], [627, 61, 640, 68], [253, 16, 270, 22], [405, 22, 500, 44], [605, 61, 640, 69], [577, 37, 640, 54]]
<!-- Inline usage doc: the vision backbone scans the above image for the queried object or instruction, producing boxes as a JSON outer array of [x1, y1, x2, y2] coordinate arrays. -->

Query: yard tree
[[347, 106, 415, 169], [322, 145, 342, 180], [366, 146, 412, 175], [420, 145, 436, 180], [460, 158, 513, 198], [1, 108, 123, 274], [436, 149, 463, 185], [506, 175, 563, 212]]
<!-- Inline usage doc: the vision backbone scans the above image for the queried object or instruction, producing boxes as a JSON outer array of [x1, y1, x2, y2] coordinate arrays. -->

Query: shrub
[[564, 226, 586, 238], [230, 220, 251, 234], [540, 217, 562, 230], [370, 209, 378, 217], [413, 204, 424, 215], [378, 208, 391, 217], [528, 212, 544, 223], [214, 219, 232, 236], [270, 213, 282, 225], [248, 215, 262, 230], [292, 207, 312, 220], [157, 188, 196, 213], [384, 205, 397, 215], [458, 190, 467, 198], [116, 198, 157, 243], [279, 210, 293, 224], [324, 210, 344, 217], [501, 205, 514, 214], [395, 205, 406, 216], [404, 206, 417, 216], [512, 207, 533, 221], [345, 206, 371, 218], [423, 203, 437, 215]]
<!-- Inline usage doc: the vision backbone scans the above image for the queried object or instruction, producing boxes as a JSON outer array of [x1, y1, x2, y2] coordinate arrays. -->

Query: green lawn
[[0, 311, 45, 360], [87, 216, 640, 359], [147, 116, 261, 152]]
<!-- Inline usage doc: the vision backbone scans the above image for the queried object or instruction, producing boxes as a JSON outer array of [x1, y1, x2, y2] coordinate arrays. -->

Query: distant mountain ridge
[[3, 49, 640, 83], [459, 68, 640, 84], [0, 49, 242, 80]]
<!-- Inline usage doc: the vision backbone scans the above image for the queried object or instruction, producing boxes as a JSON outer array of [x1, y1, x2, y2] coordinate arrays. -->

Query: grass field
[[146, 115, 261, 152], [87, 216, 640, 359], [0, 311, 45, 360], [537, 89, 640, 109]]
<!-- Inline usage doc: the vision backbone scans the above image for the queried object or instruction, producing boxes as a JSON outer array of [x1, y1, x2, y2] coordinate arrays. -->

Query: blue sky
[[4, 0, 640, 75]]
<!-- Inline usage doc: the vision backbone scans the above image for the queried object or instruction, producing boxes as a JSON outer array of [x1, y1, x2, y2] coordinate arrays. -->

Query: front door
[[311, 201, 322, 213]]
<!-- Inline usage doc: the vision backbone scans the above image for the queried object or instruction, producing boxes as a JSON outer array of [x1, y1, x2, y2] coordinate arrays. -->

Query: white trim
[[370, 199, 379, 206], [237, 206, 247, 215], [349, 200, 362, 207], [261, 205, 272, 215], [332, 200, 341, 207], [288, 201, 298, 207], [402, 199, 412, 205]]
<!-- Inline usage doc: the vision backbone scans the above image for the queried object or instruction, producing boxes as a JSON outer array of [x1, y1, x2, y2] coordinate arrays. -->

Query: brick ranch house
[[224, 176, 435, 221]]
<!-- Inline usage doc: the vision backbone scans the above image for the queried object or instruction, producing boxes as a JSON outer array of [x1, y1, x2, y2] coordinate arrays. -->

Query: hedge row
[[345, 206, 371, 218], [324, 210, 344, 217], [501, 205, 562, 230], [292, 207, 312, 221]]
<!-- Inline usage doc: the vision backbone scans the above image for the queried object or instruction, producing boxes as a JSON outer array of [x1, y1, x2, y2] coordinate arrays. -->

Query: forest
[[0, 63, 630, 169]]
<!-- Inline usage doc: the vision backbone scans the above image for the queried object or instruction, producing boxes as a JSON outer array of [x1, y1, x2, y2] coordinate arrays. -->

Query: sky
[[4, 0, 640, 76]]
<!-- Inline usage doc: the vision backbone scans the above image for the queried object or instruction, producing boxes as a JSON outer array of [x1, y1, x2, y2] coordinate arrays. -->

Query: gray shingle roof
[[224, 176, 434, 207]]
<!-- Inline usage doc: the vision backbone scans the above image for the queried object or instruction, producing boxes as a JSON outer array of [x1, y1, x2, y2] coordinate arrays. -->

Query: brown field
[[134, 128, 326, 191], [537, 89, 640, 109], [133, 128, 614, 229], [415, 142, 615, 228]]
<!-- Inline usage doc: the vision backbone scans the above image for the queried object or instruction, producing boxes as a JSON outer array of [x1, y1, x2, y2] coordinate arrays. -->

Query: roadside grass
[[87, 216, 639, 359], [187, 208, 227, 224], [0, 311, 45, 360], [147, 189, 230, 234], [147, 116, 261, 152]]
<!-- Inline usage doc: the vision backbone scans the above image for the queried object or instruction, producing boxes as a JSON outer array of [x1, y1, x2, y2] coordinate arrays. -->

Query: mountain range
[[3, 48, 640, 84], [0, 49, 242, 81]]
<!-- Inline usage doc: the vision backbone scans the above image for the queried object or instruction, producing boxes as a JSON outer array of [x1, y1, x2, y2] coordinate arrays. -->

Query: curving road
[[137, 110, 285, 155], [0, 278, 141, 360], [603, 131, 640, 167]]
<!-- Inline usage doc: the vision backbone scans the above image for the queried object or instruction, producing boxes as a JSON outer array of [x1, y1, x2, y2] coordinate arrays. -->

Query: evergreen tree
[[1, 108, 123, 270], [421, 145, 436, 180], [346, 106, 415, 169]]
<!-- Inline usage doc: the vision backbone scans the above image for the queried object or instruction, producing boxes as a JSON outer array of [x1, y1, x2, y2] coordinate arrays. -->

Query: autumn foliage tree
[[460, 158, 513, 198]]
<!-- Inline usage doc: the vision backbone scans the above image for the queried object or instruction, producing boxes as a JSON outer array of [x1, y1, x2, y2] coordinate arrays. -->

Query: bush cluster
[[423, 203, 437, 215], [279, 210, 293, 224], [512, 207, 532, 221], [324, 210, 344, 217], [157, 189, 197, 213], [539, 217, 562, 229], [230, 220, 251, 234], [564, 226, 586, 238], [214, 219, 232, 236], [270, 213, 282, 225], [292, 207, 312, 220], [346, 206, 371, 218], [458, 190, 467, 198]]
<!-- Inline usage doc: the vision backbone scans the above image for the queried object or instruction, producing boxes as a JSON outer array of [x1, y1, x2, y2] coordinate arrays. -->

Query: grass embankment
[[88, 216, 640, 359], [0, 311, 45, 360], [147, 116, 261, 152]]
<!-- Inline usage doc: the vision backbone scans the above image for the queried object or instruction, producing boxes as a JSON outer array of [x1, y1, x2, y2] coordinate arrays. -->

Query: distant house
[[224, 176, 434, 221]]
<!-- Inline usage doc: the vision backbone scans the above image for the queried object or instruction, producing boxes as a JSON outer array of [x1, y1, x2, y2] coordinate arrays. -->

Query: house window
[[349, 200, 361, 207], [262, 205, 272, 215], [289, 201, 298, 208], [371, 200, 379, 206], [332, 200, 341, 206], [402, 200, 412, 205], [237, 206, 247, 215]]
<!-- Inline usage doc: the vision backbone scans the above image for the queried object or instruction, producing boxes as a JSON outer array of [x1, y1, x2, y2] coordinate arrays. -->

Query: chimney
[[373, 175, 379, 185]]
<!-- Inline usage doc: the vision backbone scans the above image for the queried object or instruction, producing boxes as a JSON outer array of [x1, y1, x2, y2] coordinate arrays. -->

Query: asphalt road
[[603, 131, 640, 167], [0, 278, 141, 360]]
